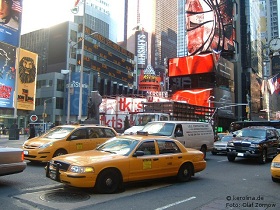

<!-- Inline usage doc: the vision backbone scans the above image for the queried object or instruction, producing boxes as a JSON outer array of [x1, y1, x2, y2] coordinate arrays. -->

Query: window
[[103, 128, 117, 137], [137, 141, 156, 155], [157, 140, 180, 154], [70, 129, 88, 140]]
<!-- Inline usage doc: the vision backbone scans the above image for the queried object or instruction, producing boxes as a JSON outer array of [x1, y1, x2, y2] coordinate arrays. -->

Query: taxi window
[[103, 128, 117, 137], [88, 127, 104, 138], [157, 140, 181, 154], [70, 128, 88, 140], [136, 141, 156, 155]]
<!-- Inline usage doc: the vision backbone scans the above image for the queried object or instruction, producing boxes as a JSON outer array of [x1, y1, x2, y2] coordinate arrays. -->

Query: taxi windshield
[[142, 122, 175, 136], [96, 138, 139, 156], [43, 127, 75, 139]]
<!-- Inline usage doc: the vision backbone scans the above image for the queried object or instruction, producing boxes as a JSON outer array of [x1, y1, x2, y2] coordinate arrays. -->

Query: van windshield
[[142, 122, 175, 136]]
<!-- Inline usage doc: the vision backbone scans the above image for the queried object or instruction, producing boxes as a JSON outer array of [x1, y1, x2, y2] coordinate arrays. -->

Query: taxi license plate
[[49, 170, 57, 180], [23, 150, 29, 155], [237, 153, 244, 157]]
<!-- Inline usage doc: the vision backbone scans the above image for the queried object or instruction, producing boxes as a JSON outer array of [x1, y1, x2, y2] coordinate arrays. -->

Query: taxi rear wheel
[[177, 163, 193, 182], [95, 168, 122, 194], [53, 149, 67, 158]]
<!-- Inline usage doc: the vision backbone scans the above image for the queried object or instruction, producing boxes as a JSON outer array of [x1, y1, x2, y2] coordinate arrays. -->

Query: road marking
[[154, 196, 196, 210], [217, 159, 228, 162]]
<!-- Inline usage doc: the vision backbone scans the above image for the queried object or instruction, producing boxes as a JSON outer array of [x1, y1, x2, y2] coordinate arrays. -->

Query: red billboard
[[186, 0, 235, 56]]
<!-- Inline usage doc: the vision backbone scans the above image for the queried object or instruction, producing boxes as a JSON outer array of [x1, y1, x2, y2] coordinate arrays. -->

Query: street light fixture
[[207, 96, 215, 107]]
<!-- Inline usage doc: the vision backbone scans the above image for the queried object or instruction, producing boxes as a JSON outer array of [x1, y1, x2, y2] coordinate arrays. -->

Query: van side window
[[157, 140, 181, 154], [136, 141, 156, 155], [88, 128, 102, 138]]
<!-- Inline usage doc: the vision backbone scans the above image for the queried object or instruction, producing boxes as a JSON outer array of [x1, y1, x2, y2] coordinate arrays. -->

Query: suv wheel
[[227, 155, 235, 162], [258, 149, 267, 164]]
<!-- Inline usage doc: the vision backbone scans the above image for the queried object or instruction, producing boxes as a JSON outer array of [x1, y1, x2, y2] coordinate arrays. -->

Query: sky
[[21, 0, 123, 38]]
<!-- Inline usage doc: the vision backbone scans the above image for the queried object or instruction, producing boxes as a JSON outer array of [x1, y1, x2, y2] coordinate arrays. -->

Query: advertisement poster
[[17, 49, 38, 110], [0, 0, 22, 47], [67, 72, 89, 116], [0, 42, 16, 108]]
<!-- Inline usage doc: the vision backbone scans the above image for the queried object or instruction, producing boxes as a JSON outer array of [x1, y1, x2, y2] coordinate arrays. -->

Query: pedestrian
[[28, 124, 35, 139]]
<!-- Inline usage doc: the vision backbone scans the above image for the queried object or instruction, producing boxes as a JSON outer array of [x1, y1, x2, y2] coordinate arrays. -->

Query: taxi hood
[[52, 150, 125, 165], [24, 137, 56, 146]]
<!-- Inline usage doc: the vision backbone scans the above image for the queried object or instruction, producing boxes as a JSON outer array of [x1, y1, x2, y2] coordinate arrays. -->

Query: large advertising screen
[[0, 0, 22, 47], [168, 53, 214, 77], [17, 49, 38, 110], [0, 42, 16, 108], [186, 0, 235, 56]]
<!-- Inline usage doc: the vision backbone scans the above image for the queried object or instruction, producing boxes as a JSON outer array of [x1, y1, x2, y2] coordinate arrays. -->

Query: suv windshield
[[43, 127, 75, 139], [236, 129, 266, 138], [142, 122, 175, 136]]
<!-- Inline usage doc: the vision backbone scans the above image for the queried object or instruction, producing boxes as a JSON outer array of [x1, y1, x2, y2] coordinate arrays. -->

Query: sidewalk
[[0, 135, 29, 148]]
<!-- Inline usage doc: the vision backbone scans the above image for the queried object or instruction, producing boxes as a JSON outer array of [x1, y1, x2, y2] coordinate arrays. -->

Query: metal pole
[[78, 0, 86, 123], [67, 70, 71, 124]]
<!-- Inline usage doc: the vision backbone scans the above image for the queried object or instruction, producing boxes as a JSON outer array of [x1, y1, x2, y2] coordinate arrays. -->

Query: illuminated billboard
[[168, 53, 214, 77], [0, 42, 16, 108], [0, 0, 22, 47], [186, 0, 235, 56]]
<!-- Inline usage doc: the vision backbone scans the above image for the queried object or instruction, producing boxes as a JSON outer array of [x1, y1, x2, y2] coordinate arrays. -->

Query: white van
[[141, 121, 214, 158]]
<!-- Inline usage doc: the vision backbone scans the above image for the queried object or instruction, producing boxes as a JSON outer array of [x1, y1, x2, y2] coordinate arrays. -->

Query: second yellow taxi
[[22, 124, 118, 162], [271, 151, 280, 182], [46, 133, 206, 193]]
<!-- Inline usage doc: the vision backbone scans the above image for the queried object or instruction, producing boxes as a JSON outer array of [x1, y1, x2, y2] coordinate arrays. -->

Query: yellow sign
[[76, 143, 83, 150], [143, 159, 152, 169]]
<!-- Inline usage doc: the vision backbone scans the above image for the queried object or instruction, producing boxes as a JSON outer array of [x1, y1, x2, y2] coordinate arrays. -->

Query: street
[[0, 135, 279, 210]]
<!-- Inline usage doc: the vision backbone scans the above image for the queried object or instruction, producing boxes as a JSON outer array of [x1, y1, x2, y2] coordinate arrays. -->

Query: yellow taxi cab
[[46, 133, 206, 193], [271, 152, 280, 182], [22, 124, 118, 162]]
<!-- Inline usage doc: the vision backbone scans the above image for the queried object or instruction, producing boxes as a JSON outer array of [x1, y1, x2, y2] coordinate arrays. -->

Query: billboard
[[0, 42, 16, 108], [17, 49, 38, 110], [66, 72, 89, 116], [186, 0, 235, 56], [0, 0, 22, 47], [135, 31, 148, 69], [168, 53, 214, 77]]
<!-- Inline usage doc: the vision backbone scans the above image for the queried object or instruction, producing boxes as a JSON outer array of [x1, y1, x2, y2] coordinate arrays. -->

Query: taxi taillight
[[21, 151, 24, 161]]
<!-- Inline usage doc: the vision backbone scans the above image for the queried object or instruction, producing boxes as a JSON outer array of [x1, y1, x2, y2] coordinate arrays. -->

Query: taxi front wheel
[[95, 168, 122, 194], [177, 163, 193, 182], [53, 149, 67, 158]]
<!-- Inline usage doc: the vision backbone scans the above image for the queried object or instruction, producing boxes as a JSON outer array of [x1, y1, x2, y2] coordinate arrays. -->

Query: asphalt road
[[0, 135, 279, 210]]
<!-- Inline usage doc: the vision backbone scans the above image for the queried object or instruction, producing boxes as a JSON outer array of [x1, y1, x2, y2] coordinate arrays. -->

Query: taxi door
[[67, 128, 90, 153], [129, 140, 161, 181]]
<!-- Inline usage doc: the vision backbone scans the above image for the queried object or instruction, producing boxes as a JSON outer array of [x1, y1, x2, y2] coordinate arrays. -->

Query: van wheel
[[177, 163, 193, 182], [53, 149, 67, 158], [200, 146, 207, 159]]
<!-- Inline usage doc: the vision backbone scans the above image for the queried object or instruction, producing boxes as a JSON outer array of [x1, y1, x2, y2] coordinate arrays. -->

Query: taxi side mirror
[[133, 151, 145, 157]]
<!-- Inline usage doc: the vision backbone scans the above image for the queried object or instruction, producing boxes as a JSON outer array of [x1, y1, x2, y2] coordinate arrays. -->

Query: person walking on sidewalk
[[28, 124, 35, 139]]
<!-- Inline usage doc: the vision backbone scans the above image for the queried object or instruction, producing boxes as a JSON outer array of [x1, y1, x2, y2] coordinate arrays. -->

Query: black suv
[[226, 126, 280, 164]]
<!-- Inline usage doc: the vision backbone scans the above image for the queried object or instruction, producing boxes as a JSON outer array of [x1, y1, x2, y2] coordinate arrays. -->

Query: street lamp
[[207, 96, 215, 107]]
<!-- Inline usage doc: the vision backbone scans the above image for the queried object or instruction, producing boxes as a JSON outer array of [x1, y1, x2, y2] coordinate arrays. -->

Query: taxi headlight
[[69, 165, 94, 173], [39, 142, 53, 148], [271, 162, 280, 168]]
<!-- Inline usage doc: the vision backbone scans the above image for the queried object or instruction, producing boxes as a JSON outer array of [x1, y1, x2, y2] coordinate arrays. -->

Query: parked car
[[46, 134, 206, 193], [271, 150, 280, 182], [227, 126, 280, 164], [0, 147, 26, 176], [22, 124, 118, 162], [212, 134, 233, 155]]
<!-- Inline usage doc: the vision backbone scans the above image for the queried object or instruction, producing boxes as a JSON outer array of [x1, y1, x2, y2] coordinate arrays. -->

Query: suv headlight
[[271, 162, 280, 168], [39, 142, 53, 148], [227, 142, 234, 147], [69, 165, 94, 173]]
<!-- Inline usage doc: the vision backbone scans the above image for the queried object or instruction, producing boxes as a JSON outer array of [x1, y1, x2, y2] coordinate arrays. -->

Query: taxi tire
[[177, 163, 193, 182], [53, 149, 67, 158], [95, 168, 122, 194]]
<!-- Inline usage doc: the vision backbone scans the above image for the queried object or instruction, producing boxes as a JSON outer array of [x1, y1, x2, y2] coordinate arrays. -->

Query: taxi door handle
[[153, 158, 159, 161], [178, 156, 182, 159]]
